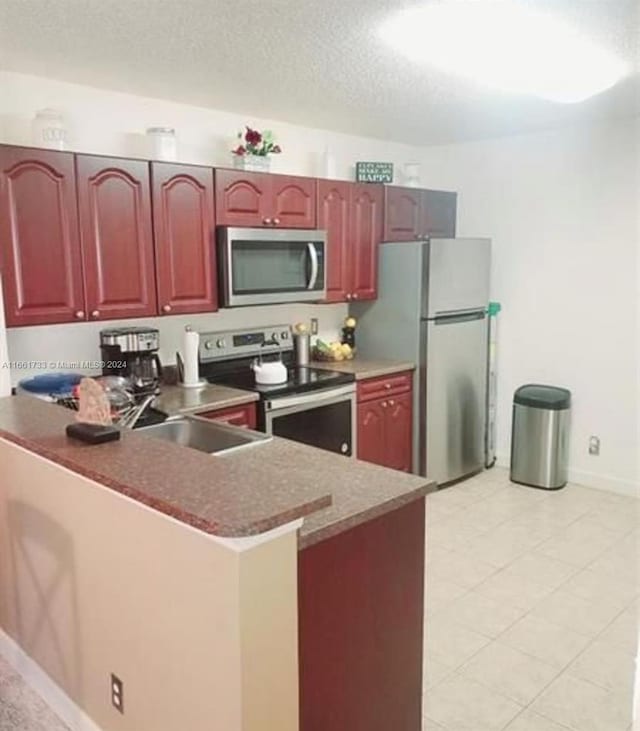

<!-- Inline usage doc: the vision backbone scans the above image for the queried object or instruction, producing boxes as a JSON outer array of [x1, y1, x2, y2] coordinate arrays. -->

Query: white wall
[[0, 71, 420, 178], [418, 119, 640, 495]]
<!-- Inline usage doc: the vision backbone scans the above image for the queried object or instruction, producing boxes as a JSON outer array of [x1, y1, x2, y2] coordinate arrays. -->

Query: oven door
[[219, 227, 327, 307], [263, 385, 356, 457]]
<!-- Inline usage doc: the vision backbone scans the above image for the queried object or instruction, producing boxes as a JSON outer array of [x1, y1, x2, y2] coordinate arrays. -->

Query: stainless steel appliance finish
[[510, 385, 571, 489], [136, 415, 271, 455], [294, 332, 311, 366], [199, 324, 291, 363], [100, 326, 163, 410], [264, 384, 356, 457], [99, 326, 159, 352], [511, 406, 570, 489], [218, 227, 327, 307], [198, 324, 356, 457], [352, 238, 491, 484]]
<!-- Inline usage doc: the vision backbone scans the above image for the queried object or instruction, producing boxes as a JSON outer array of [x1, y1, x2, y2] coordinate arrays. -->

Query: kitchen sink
[[136, 416, 271, 455]]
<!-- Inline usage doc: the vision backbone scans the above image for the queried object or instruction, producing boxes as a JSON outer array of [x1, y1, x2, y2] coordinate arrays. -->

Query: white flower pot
[[232, 155, 271, 173]]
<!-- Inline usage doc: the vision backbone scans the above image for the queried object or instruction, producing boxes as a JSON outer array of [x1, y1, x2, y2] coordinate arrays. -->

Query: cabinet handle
[[91, 310, 100, 318], [381, 401, 388, 408], [273, 217, 281, 225], [352, 293, 359, 300], [162, 304, 172, 313], [74, 310, 85, 320], [346, 293, 352, 300], [388, 399, 395, 406], [385, 383, 392, 390], [263, 217, 272, 225]]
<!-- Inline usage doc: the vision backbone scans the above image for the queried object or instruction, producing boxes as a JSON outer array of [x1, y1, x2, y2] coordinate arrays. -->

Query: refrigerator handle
[[433, 310, 486, 325]]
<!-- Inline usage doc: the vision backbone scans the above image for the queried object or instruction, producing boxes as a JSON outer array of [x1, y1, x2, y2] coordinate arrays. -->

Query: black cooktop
[[204, 365, 355, 399]]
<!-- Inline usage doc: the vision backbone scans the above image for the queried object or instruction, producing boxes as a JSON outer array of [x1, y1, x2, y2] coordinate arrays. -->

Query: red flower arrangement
[[232, 126, 282, 157]]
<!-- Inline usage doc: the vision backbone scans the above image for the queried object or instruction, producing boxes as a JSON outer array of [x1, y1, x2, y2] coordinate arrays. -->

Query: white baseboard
[[0, 628, 103, 731], [495, 453, 639, 499]]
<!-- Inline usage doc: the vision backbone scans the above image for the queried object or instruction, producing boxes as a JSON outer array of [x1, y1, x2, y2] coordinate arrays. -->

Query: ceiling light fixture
[[378, 1, 629, 103]]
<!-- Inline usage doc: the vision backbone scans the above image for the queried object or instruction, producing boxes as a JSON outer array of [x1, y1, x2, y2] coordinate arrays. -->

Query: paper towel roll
[[182, 328, 200, 386]]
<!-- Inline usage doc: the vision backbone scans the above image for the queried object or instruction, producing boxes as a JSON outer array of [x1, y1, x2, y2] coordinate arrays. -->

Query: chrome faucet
[[120, 393, 157, 429]]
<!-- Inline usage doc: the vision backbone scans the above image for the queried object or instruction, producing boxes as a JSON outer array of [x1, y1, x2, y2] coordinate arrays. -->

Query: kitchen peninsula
[[0, 395, 434, 731]]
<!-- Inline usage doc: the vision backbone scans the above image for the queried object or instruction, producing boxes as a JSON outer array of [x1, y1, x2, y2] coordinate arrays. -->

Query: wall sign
[[355, 162, 394, 184]]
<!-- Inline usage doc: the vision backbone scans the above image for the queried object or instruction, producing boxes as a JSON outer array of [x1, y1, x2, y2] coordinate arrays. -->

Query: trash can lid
[[514, 384, 571, 410]]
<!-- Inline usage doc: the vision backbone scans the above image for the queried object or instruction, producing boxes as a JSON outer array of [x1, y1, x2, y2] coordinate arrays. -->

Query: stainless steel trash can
[[510, 384, 571, 489]]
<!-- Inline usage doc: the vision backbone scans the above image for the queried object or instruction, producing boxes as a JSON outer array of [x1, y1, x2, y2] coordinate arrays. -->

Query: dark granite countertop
[[152, 383, 258, 417], [0, 396, 434, 546], [311, 359, 415, 380]]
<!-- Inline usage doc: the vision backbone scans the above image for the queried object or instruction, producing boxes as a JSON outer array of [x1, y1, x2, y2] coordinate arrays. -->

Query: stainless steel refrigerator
[[352, 238, 491, 485]]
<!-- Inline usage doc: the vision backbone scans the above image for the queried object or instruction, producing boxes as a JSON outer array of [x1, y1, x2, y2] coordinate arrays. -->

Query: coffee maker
[[100, 327, 162, 394]]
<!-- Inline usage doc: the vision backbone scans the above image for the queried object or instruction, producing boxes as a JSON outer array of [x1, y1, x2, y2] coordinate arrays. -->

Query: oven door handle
[[265, 384, 355, 412], [307, 242, 319, 290]]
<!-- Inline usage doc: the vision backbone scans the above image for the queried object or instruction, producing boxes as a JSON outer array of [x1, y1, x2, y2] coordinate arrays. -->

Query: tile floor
[[0, 654, 70, 731], [424, 468, 639, 731], [0, 467, 638, 731]]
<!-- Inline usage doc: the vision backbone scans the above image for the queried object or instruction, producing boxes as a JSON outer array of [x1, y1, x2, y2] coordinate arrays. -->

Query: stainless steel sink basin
[[136, 416, 271, 455]]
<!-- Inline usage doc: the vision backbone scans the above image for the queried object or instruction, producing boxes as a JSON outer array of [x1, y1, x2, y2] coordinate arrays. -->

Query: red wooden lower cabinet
[[357, 372, 413, 472], [298, 498, 425, 731], [196, 402, 257, 429]]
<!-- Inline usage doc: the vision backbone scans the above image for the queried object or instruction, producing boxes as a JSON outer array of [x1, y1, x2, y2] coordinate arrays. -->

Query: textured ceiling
[[0, 0, 638, 145]]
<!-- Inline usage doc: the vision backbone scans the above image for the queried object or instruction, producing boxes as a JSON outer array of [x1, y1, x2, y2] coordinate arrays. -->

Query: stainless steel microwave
[[218, 227, 327, 307]]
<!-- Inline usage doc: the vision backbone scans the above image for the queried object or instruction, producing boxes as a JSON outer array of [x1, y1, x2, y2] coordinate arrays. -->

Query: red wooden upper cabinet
[[76, 155, 157, 321], [215, 169, 316, 228], [350, 183, 383, 301], [215, 169, 270, 227], [271, 174, 316, 228], [383, 186, 421, 241], [151, 162, 217, 316], [0, 145, 85, 327], [420, 190, 457, 238], [317, 180, 350, 302]]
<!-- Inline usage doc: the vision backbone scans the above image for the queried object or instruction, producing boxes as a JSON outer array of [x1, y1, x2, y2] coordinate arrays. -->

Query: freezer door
[[424, 312, 488, 484], [423, 238, 491, 318]]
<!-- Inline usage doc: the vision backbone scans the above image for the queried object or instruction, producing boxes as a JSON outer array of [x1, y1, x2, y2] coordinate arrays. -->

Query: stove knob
[[271, 332, 279, 341], [281, 331, 289, 340], [204, 340, 214, 350], [216, 339, 226, 349]]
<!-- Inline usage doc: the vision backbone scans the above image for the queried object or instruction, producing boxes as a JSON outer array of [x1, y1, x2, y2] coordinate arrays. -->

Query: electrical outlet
[[588, 436, 600, 456], [111, 673, 124, 714], [310, 318, 319, 336]]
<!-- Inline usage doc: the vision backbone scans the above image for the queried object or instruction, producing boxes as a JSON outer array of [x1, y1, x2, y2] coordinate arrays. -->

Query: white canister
[[32, 108, 68, 150], [403, 162, 421, 187], [146, 127, 177, 161]]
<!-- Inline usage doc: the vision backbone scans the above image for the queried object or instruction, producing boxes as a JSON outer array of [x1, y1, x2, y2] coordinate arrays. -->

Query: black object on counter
[[341, 326, 356, 349], [66, 422, 121, 445]]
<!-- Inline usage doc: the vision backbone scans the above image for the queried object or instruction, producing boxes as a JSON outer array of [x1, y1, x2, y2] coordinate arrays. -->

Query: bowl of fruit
[[312, 339, 355, 362]]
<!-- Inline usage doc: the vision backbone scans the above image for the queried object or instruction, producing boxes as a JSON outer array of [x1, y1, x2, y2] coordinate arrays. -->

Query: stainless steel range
[[199, 325, 356, 457]]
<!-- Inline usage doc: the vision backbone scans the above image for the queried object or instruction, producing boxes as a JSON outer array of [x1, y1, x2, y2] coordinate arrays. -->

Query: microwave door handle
[[307, 242, 319, 290]]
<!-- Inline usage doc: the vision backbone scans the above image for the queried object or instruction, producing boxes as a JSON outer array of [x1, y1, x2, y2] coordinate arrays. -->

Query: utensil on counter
[[292, 322, 310, 366]]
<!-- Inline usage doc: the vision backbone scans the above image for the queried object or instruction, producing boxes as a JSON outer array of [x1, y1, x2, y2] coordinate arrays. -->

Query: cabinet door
[[152, 163, 217, 316], [350, 183, 383, 301], [420, 190, 457, 238], [317, 180, 350, 302], [383, 186, 421, 241], [198, 403, 257, 429], [215, 169, 270, 227], [271, 175, 316, 228], [0, 146, 85, 326], [357, 399, 388, 467], [77, 155, 156, 321], [384, 392, 413, 472]]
